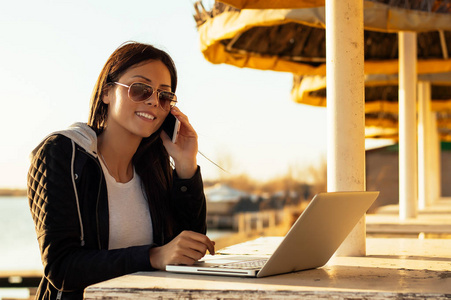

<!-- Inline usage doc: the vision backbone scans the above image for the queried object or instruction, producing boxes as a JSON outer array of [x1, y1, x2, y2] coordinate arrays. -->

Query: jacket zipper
[[55, 145, 103, 297], [77, 147, 104, 249]]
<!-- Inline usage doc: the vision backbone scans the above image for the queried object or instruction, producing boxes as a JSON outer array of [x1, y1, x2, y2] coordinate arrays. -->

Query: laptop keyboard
[[215, 259, 268, 270]]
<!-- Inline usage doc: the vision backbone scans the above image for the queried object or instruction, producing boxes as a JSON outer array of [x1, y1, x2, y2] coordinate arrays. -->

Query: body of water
[[0, 196, 41, 272], [0, 196, 230, 273], [0, 196, 230, 300]]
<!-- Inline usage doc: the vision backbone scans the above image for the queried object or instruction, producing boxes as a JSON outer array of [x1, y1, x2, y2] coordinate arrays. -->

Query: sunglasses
[[113, 82, 177, 111]]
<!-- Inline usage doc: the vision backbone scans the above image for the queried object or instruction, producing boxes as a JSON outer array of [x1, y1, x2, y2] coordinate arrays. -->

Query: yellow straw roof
[[195, 2, 451, 76]]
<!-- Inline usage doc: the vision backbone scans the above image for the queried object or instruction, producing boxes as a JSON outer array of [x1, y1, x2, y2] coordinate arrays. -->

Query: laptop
[[166, 191, 379, 277]]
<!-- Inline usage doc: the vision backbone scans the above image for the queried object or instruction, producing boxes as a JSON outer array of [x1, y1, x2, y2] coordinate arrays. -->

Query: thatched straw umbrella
[[193, 0, 451, 255], [194, 1, 451, 76], [292, 72, 451, 140]]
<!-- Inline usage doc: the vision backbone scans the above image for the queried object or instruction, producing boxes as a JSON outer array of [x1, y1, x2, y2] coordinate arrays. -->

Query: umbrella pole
[[418, 81, 431, 210], [431, 113, 441, 205], [398, 32, 418, 220], [428, 112, 441, 206], [326, 0, 366, 256]]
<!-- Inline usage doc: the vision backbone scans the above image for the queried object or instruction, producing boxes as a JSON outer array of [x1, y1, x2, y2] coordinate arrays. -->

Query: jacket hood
[[30, 122, 98, 161]]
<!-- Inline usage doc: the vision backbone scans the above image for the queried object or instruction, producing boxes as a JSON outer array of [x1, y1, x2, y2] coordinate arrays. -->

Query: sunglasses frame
[[113, 82, 177, 111]]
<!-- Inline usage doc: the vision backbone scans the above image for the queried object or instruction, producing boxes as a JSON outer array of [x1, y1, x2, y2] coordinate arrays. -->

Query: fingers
[[149, 231, 217, 270], [170, 107, 197, 139], [178, 231, 215, 257], [161, 108, 198, 179], [191, 232, 215, 256], [160, 107, 196, 148], [164, 231, 216, 267], [170, 106, 184, 120]]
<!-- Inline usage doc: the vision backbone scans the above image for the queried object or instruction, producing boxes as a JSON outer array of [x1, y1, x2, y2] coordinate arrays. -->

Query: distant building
[[204, 183, 301, 229], [204, 184, 255, 228], [366, 143, 451, 212], [204, 183, 251, 215]]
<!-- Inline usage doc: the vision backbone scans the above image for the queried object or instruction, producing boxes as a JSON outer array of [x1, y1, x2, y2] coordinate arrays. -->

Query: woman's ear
[[102, 85, 111, 104]]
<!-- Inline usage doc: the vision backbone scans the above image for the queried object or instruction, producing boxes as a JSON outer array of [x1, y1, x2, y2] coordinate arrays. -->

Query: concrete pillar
[[430, 113, 441, 203], [418, 81, 431, 210], [326, 0, 366, 256], [398, 31, 418, 220]]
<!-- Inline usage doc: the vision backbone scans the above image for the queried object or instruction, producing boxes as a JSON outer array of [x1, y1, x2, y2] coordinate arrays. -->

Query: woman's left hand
[[160, 107, 198, 179]]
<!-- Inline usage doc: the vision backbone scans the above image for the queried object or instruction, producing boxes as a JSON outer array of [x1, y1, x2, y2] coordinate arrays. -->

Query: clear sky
[[0, 0, 329, 188]]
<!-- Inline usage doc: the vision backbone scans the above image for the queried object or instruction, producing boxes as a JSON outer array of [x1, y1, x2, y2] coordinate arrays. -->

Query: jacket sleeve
[[171, 167, 207, 235], [27, 135, 153, 292]]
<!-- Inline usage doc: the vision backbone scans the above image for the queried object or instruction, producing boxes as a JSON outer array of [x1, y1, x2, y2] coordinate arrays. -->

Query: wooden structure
[[366, 143, 451, 210]]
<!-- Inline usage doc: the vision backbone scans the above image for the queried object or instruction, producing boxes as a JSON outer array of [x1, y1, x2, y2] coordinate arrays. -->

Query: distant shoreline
[[0, 188, 27, 197]]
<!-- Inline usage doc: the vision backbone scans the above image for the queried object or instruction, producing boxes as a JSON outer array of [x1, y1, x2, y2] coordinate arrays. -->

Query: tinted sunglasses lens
[[159, 91, 177, 108], [129, 83, 153, 102]]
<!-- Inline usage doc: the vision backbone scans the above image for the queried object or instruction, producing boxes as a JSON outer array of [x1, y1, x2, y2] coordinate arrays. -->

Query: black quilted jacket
[[27, 123, 207, 300]]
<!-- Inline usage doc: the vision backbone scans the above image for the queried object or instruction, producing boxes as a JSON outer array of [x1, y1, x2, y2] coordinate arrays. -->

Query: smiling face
[[102, 59, 172, 139]]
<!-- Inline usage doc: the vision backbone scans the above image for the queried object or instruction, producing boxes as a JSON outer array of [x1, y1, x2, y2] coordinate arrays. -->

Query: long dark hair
[[88, 41, 178, 242]]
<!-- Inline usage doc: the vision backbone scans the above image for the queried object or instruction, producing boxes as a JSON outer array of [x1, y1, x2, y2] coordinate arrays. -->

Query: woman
[[27, 41, 215, 300]]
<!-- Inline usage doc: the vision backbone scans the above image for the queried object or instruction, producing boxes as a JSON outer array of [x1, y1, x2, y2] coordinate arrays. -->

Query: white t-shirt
[[99, 158, 153, 250]]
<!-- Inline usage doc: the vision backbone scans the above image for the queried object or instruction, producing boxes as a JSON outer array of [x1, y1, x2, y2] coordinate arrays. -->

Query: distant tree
[[204, 153, 327, 201], [222, 173, 257, 193], [215, 149, 235, 181], [308, 158, 327, 195]]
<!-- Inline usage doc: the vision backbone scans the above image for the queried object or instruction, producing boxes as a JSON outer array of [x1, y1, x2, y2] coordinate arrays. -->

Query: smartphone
[[161, 113, 180, 143]]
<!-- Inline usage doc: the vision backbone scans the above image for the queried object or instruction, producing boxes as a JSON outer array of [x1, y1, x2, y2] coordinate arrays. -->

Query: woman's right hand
[[149, 230, 215, 270]]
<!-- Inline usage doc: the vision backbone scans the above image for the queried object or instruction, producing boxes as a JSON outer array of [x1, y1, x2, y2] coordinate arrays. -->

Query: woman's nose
[[144, 92, 159, 107]]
